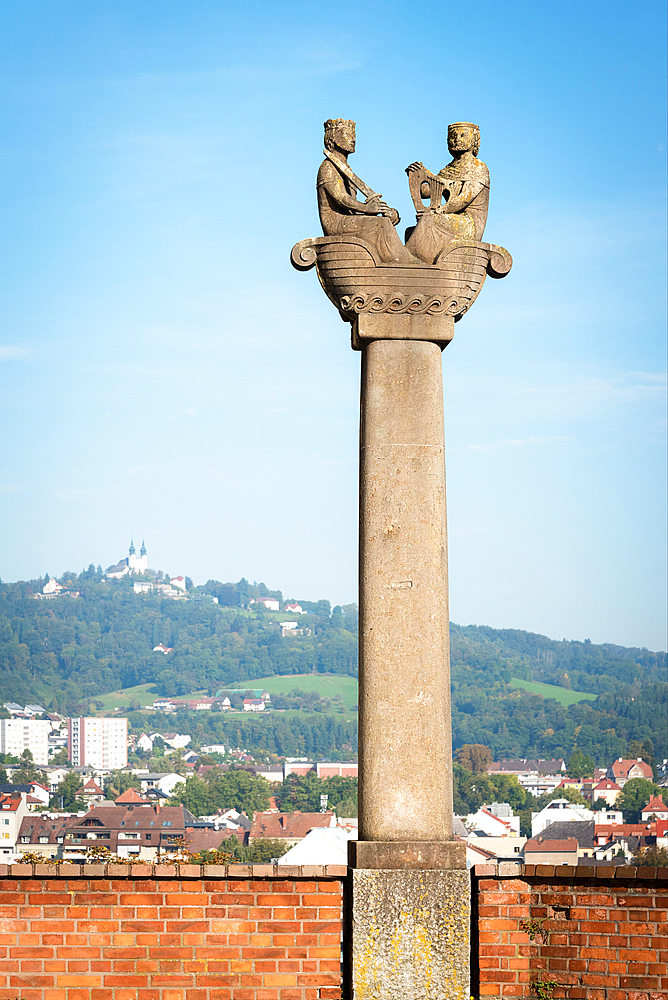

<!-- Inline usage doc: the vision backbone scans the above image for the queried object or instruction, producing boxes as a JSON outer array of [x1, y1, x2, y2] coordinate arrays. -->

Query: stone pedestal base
[[346, 867, 471, 1000]]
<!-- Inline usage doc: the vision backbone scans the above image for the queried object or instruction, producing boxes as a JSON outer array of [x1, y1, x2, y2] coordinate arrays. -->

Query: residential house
[[243, 699, 265, 712], [160, 733, 191, 749], [61, 803, 197, 861], [170, 576, 187, 592], [152, 644, 173, 655], [80, 779, 106, 807], [607, 758, 653, 788], [250, 597, 280, 611], [189, 698, 215, 711], [594, 809, 624, 826], [467, 803, 521, 837], [0, 792, 30, 860], [524, 836, 579, 866], [249, 811, 336, 848], [17, 813, 73, 859], [538, 820, 596, 860], [136, 772, 186, 797], [3, 702, 25, 716], [153, 698, 177, 712], [200, 744, 227, 755], [136, 734, 154, 752], [589, 778, 622, 806], [641, 796, 668, 822], [284, 603, 303, 614], [531, 798, 594, 837]]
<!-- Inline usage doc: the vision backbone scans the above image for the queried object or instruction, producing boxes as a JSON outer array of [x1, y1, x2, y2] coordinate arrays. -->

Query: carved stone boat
[[291, 235, 512, 322]]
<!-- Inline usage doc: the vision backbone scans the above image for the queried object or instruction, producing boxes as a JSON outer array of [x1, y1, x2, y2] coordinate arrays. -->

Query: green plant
[[530, 978, 558, 999], [521, 917, 548, 942]]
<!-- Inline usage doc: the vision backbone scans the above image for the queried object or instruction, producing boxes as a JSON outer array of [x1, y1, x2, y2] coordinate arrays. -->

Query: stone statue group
[[317, 119, 490, 265]]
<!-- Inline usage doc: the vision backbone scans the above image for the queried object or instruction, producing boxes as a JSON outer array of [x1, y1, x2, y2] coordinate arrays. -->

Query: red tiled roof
[[249, 811, 334, 840], [642, 796, 666, 812], [525, 837, 578, 852], [610, 759, 653, 779], [115, 788, 150, 804]]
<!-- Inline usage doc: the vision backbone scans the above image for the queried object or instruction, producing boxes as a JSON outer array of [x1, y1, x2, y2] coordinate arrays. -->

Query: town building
[[0, 718, 52, 765], [60, 803, 196, 861], [67, 717, 128, 770], [606, 757, 653, 787], [531, 798, 594, 838], [249, 811, 336, 849], [589, 778, 622, 806], [16, 812, 73, 859], [135, 771, 186, 797], [250, 597, 280, 611], [524, 836, 579, 866], [641, 796, 668, 821], [0, 791, 30, 860]]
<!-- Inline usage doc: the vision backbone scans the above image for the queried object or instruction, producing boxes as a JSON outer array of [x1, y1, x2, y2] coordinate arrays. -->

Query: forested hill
[[0, 568, 665, 762]]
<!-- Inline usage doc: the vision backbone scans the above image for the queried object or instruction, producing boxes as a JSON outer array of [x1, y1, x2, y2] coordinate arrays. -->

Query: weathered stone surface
[[358, 339, 453, 842], [350, 839, 466, 870], [291, 119, 511, 328], [348, 868, 470, 1000]]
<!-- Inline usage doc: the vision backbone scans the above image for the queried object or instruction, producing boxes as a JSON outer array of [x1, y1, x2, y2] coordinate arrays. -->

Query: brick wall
[[473, 862, 667, 999], [1, 859, 665, 1000], [0, 861, 345, 1000]]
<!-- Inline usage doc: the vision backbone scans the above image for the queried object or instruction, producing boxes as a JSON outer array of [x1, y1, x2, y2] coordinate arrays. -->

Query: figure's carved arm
[[319, 168, 394, 217]]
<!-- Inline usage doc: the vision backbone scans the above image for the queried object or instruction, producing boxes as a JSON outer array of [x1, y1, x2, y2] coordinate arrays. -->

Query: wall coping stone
[[0, 861, 348, 878], [473, 861, 665, 880], [1, 860, 663, 881]]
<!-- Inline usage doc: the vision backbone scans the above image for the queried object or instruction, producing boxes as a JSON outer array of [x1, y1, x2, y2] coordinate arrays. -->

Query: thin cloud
[[0, 344, 31, 360]]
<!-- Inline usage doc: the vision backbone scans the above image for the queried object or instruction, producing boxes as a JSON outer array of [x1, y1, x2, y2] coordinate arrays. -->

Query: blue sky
[[0, 1, 665, 650]]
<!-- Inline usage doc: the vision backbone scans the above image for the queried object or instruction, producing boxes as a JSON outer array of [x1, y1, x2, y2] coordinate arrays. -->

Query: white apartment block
[[0, 718, 52, 765], [68, 717, 128, 770]]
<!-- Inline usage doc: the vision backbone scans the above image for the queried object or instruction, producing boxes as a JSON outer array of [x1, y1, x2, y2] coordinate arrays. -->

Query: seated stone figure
[[317, 119, 412, 264], [405, 122, 490, 264]]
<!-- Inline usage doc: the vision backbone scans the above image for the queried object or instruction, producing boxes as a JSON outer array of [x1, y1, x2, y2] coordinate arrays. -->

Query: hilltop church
[[106, 539, 148, 579]]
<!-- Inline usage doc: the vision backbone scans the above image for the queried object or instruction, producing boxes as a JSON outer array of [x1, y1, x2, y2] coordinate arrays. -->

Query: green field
[[232, 673, 359, 711], [509, 677, 598, 707], [93, 683, 207, 713]]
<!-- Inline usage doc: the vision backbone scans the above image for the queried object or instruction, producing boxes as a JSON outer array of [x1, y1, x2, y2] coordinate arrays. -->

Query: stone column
[[358, 337, 453, 843], [346, 317, 469, 1000]]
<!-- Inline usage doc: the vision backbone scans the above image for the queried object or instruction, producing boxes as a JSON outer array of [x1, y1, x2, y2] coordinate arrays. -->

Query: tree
[[616, 778, 659, 823], [13, 749, 47, 785], [245, 838, 289, 862], [566, 749, 596, 779], [455, 745, 493, 774], [632, 844, 668, 867], [50, 748, 69, 766], [104, 770, 141, 800], [50, 771, 83, 811]]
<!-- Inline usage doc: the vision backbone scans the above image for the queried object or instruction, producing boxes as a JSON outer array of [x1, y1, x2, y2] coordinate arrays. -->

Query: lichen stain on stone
[[352, 870, 470, 999]]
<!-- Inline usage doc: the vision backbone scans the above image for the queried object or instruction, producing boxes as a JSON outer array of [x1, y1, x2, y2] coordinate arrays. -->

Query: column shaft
[[358, 338, 453, 842]]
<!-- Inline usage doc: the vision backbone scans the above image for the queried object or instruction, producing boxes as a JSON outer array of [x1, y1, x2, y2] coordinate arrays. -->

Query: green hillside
[[0, 567, 665, 763], [508, 678, 598, 707], [232, 673, 359, 711]]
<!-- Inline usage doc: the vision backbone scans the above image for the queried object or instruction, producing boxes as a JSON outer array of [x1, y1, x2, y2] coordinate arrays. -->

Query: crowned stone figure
[[317, 118, 412, 264], [405, 122, 490, 264]]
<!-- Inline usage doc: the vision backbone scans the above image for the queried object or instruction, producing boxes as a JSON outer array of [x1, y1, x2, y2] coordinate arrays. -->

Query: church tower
[[128, 538, 148, 574]]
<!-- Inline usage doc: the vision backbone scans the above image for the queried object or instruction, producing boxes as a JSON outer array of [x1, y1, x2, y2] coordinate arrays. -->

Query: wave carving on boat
[[291, 235, 512, 321]]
